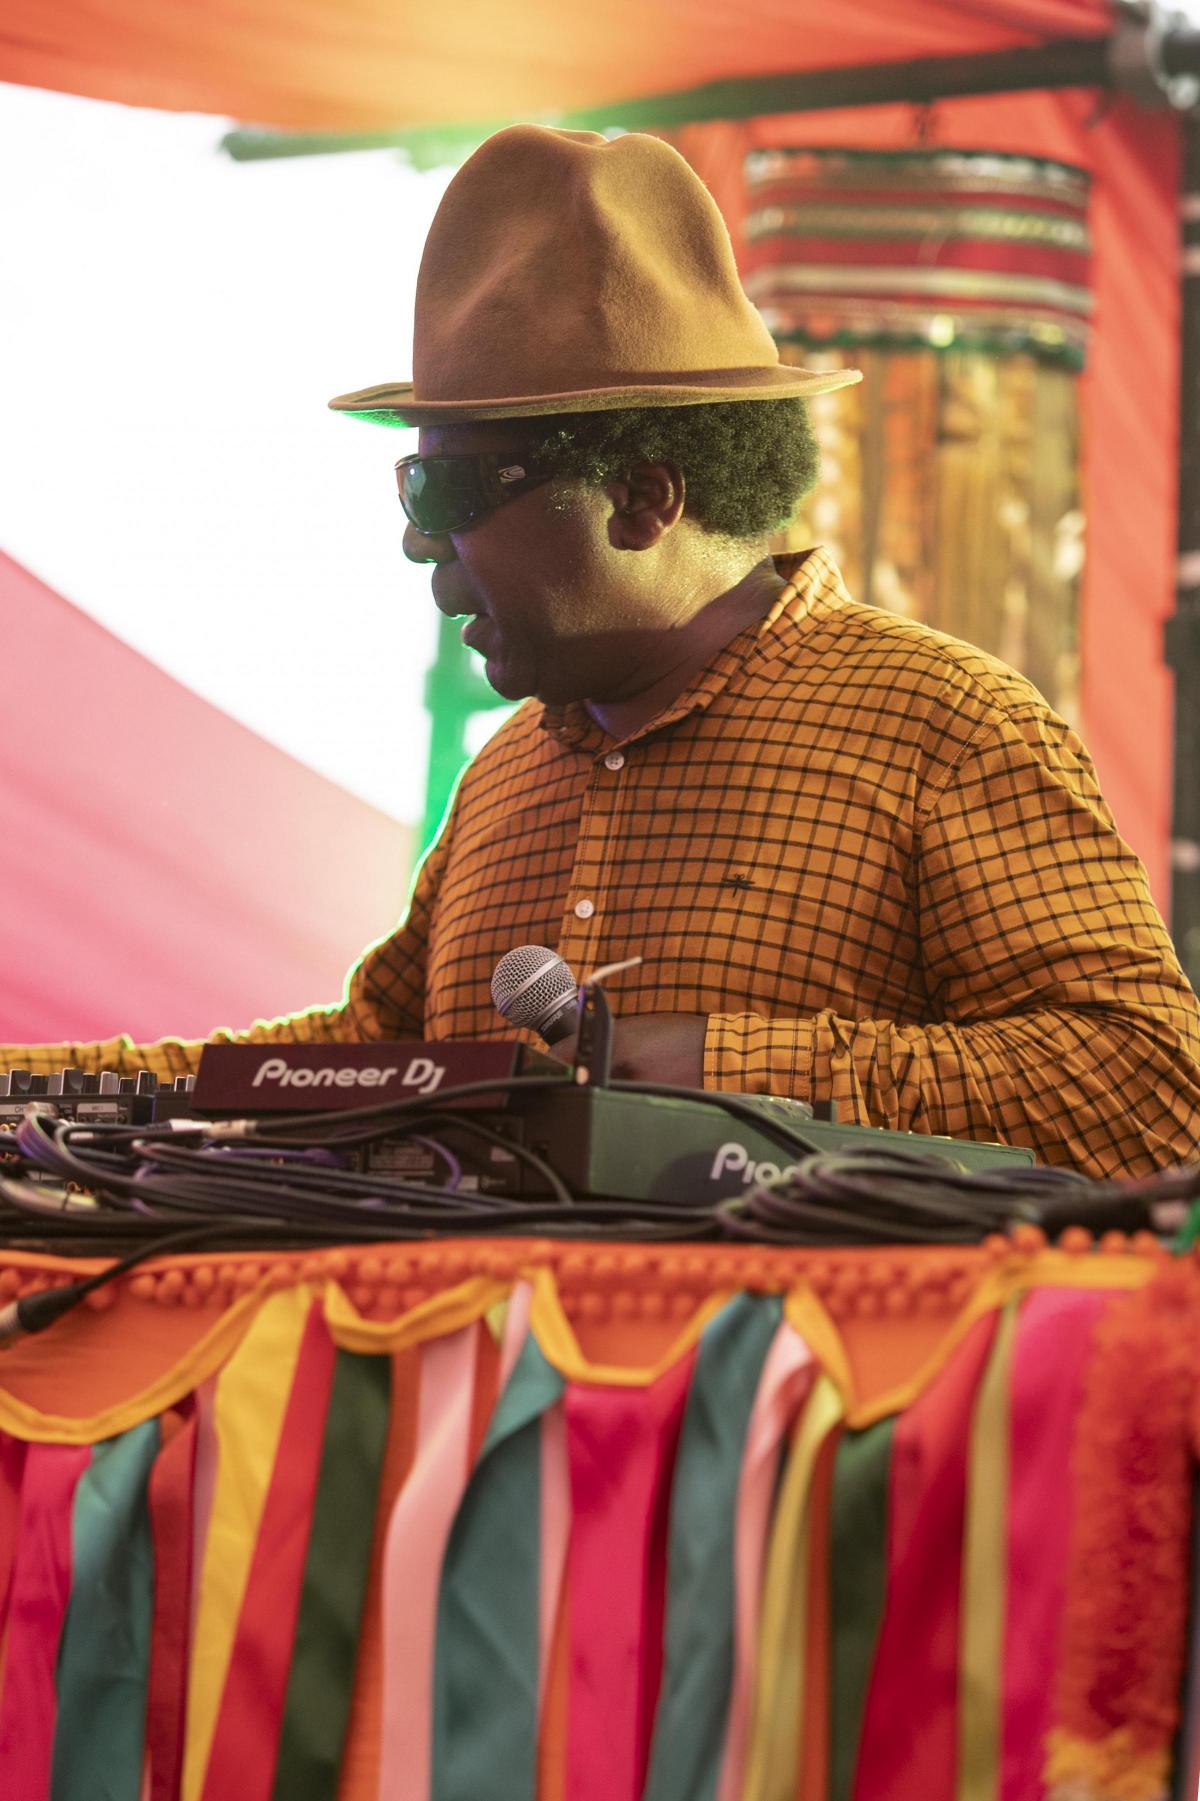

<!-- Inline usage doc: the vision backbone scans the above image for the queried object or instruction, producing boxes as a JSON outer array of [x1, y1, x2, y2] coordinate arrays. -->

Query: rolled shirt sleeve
[[704, 702, 1200, 1177]]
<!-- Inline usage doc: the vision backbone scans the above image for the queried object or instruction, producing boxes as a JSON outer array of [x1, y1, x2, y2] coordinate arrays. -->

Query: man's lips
[[430, 570, 478, 619], [460, 615, 498, 654], [429, 574, 497, 653]]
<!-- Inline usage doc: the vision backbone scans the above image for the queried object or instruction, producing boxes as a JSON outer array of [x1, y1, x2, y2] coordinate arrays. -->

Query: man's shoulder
[[454, 699, 556, 793], [781, 589, 1061, 739]]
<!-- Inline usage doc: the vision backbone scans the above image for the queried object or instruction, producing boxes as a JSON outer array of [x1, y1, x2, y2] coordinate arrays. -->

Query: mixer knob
[[135, 1070, 156, 1095], [98, 1071, 120, 1095]]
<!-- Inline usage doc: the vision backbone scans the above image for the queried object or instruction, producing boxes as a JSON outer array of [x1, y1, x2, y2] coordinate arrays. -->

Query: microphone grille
[[491, 945, 578, 1032]]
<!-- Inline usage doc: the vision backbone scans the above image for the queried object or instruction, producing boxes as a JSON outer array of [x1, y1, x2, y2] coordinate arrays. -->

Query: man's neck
[[582, 557, 786, 741]]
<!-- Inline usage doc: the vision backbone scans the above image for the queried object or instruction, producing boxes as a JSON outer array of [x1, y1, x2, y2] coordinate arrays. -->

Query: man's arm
[[700, 703, 1200, 1178], [0, 824, 452, 1081]]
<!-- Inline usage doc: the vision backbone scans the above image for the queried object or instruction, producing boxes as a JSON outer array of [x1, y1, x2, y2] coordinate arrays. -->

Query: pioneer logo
[[251, 1056, 446, 1097], [709, 1141, 800, 1187]]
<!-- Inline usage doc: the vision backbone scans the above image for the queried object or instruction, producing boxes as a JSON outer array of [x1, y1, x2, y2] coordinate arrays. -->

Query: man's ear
[[606, 461, 686, 549]]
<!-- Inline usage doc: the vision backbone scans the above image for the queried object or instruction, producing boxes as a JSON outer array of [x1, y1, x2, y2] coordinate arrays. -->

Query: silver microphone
[[490, 945, 580, 1045]]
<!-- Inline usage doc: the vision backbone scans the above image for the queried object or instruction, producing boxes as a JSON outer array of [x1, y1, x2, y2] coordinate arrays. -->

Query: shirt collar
[[539, 544, 844, 755]]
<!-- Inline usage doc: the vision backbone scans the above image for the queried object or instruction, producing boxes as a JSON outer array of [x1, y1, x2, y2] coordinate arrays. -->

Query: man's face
[[403, 420, 622, 705]]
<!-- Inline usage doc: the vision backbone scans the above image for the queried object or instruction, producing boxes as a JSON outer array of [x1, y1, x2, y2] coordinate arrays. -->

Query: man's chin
[[483, 667, 528, 701], [479, 651, 536, 703]]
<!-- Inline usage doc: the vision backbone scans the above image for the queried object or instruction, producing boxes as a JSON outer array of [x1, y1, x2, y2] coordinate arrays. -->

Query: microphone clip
[[572, 982, 613, 1087], [572, 955, 641, 1089]]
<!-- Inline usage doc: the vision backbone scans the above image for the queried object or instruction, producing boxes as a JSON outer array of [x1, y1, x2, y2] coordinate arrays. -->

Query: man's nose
[[403, 522, 456, 566]]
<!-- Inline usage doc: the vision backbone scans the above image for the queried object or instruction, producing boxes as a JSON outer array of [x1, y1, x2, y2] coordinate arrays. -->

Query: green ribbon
[[270, 1350, 392, 1801], [51, 1420, 160, 1801], [828, 1416, 896, 1801], [432, 1332, 565, 1801], [643, 1292, 783, 1801]]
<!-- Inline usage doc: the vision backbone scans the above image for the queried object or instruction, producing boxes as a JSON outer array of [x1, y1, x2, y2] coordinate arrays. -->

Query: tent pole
[[1167, 111, 1200, 987]]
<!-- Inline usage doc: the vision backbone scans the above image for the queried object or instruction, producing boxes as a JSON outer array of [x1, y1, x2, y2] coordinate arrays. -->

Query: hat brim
[[327, 363, 862, 426]]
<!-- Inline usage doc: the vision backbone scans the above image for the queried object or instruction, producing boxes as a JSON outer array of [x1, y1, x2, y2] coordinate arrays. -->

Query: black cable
[[4, 1091, 1196, 1288]]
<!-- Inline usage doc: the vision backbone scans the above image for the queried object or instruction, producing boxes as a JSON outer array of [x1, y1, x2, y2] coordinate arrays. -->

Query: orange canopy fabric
[[3, 0, 1112, 131]]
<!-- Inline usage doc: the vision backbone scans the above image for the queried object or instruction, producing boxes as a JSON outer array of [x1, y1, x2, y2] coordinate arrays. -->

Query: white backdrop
[[1, 81, 463, 824]]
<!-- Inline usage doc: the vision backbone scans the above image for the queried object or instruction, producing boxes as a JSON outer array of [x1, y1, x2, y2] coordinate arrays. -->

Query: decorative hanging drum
[[743, 147, 1092, 366], [742, 147, 1093, 725]]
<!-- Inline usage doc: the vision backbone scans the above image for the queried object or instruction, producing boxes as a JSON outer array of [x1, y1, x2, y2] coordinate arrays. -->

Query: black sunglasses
[[395, 451, 554, 536]]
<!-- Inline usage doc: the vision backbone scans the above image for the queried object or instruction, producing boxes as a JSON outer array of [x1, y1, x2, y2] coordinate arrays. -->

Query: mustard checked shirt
[[6, 547, 1199, 1178]]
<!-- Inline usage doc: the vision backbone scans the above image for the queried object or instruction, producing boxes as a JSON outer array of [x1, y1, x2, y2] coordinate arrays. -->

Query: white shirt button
[[574, 898, 595, 920], [603, 751, 625, 771]]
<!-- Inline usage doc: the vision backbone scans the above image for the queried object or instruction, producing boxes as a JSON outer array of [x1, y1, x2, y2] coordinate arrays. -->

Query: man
[[2, 125, 1198, 1176]]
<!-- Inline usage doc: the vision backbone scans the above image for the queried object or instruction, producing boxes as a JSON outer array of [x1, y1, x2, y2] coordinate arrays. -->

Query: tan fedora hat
[[328, 125, 861, 425]]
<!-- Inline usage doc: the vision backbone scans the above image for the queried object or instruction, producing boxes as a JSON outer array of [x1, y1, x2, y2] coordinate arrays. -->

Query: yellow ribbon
[[181, 1285, 313, 1801], [743, 1372, 845, 1801], [957, 1298, 1019, 1801]]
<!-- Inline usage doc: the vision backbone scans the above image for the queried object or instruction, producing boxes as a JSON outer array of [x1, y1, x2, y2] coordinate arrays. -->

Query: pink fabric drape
[[0, 553, 412, 1042], [563, 1355, 695, 1801]]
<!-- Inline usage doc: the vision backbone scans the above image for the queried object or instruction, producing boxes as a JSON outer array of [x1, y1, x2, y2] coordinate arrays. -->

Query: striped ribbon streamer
[[534, 1401, 572, 1801], [432, 1334, 565, 1801], [0, 1430, 28, 1694], [378, 1321, 486, 1801], [799, 1398, 842, 1800], [0, 1441, 92, 1795], [643, 1293, 783, 1801], [999, 1288, 1115, 1801], [717, 1319, 816, 1801], [200, 1300, 338, 1801], [182, 1286, 317, 1801], [538, 1399, 569, 1712], [271, 1349, 392, 1800], [852, 1312, 1000, 1801], [957, 1303, 1019, 1801], [1176, 1471, 1200, 1801], [328, 1338, 431, 1795], [144, 1407, 198, 1801], [537, 1555, 570, 1801], [562, 1348, 696, 1801], [828, 1417, 897, 1801], [187, 1378, 219, 1665], [51, 1420, 161, 1801], [743, 1371, 846, 1801]]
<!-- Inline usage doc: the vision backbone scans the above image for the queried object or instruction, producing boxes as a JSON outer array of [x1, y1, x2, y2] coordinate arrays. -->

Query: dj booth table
[[0, 1230, 1195, 1801]]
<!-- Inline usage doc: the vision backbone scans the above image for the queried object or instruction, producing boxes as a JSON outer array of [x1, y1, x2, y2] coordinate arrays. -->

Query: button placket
[[560, 753, 622, 950]]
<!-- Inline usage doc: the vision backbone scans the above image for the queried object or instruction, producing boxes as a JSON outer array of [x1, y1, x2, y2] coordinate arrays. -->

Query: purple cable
[[407, 1135, 463, 1191]]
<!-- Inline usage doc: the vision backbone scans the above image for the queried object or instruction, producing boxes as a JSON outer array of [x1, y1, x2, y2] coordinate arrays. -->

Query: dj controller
[[0, 1039, 1033, 1205]]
